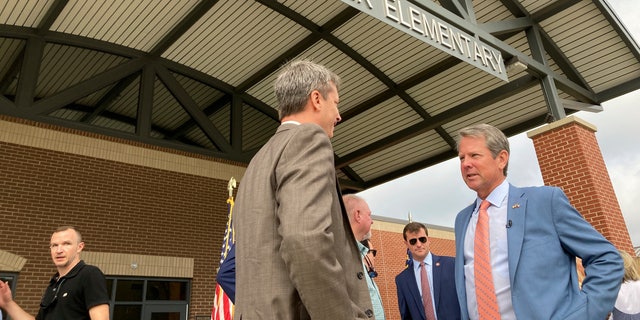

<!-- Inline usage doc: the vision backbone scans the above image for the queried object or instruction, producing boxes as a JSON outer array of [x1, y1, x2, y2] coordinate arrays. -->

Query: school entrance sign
[[342, 0, 508, 81]]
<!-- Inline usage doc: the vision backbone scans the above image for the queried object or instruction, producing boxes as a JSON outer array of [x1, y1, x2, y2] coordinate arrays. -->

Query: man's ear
[[353, 209, 361, 222], [497, 149, 509, 172], [310, 90, 322, 111]]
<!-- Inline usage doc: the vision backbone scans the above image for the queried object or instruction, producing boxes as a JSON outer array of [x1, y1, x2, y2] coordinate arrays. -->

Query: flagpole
[[405, 211, 413, 268], [228, 177, 236, 199], [225, 177, 236, 244], [213, 177, 237, 320]]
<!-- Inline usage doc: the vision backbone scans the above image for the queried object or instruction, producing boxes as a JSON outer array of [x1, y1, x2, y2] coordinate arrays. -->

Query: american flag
[[405, 248, 413, 268], [212, 179, 236, 320], [405, 212, 413, 268]]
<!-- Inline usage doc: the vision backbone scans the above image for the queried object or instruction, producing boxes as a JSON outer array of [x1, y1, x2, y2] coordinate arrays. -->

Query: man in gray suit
[[234, 60, 374, 319]]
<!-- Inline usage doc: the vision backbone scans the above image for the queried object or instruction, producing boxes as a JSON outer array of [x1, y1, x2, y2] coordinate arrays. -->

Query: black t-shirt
[[36, 260, 109, 320]]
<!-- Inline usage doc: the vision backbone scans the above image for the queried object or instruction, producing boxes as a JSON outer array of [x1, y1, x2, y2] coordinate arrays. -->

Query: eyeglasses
[[369, 249, 377, 257], [364, 255, 378, 278], [408, 237, 427, 246]]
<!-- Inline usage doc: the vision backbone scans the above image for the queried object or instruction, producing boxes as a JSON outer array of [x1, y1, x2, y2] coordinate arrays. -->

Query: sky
[[359, 0, 640, 247]]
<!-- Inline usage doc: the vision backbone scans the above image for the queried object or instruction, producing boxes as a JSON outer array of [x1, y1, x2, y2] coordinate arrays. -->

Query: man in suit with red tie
[[396, 222, 461, 320]]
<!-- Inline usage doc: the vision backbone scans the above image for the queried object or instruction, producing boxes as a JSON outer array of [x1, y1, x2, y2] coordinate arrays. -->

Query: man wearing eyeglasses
[[344, 194, 386, 320], [0, 226, 109, 320], [396, 222, 461, 320]]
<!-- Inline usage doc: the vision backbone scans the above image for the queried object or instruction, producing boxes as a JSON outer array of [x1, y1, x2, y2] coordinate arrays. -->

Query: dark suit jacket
[[396, 254, 461, 320], [234, 123, 373, 320]]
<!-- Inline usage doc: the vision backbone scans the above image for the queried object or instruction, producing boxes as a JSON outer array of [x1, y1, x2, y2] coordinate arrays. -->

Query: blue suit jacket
[[395, 254, 461, 320], [454, 184, 623, 320]]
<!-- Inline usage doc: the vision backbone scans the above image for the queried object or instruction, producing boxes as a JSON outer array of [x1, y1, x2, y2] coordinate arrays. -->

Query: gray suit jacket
[[454, 184, 623, 320], [235, 123, 374, 320]]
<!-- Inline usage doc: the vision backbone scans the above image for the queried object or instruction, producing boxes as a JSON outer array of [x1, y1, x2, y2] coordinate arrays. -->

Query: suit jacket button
[[365, 309, 374, 318], [357, 271, 364, 279]]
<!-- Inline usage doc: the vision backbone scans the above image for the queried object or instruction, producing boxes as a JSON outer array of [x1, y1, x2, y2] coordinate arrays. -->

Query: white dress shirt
[[463, 179, 516, 320]]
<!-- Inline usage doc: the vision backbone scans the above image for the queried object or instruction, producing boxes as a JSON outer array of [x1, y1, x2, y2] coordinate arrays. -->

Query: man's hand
[[0, 281, 36, 320], [0, 281, 13, 308]]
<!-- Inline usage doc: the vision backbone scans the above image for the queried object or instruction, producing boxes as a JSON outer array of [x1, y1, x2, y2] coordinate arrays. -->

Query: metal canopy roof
[[1, 0, 639, 193]]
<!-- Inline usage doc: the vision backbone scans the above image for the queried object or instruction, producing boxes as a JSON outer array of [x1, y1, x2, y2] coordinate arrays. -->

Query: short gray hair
[[457, 123, 510, 176], [274, 60, 340, 120]]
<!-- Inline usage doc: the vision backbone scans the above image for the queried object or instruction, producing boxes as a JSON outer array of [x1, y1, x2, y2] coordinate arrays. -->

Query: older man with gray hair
[[344, 194, 386, 320]]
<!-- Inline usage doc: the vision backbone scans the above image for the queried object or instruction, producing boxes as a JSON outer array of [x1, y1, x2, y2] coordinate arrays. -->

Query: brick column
[[527, 116, 633, 252]]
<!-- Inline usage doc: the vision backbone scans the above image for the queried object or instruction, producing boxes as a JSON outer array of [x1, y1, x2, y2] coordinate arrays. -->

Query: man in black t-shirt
[[0, 226, 109, 320]]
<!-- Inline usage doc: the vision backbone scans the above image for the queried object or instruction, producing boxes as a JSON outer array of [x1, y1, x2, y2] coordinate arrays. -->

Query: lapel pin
[[512, 203, 520, 209], [436, 262, 440, 267]]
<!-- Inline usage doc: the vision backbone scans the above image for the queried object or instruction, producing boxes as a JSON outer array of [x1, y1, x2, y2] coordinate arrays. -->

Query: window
[[106, 277, 189, 320]]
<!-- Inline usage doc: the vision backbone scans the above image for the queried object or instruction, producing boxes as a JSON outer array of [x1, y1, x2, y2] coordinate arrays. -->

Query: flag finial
[[228, 177, 236, 198]]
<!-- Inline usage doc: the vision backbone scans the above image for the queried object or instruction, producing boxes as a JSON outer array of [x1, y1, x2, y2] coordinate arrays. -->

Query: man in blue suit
[[396, 222, 461, 320], [453, 123, 623, 320]]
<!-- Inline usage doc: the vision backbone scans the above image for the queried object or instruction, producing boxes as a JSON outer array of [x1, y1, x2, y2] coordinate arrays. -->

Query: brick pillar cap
[[527, 115, 597, 139]]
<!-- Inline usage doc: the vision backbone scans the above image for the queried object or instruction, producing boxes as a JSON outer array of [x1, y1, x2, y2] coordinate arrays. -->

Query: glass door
[[143, 304, 186, 320]]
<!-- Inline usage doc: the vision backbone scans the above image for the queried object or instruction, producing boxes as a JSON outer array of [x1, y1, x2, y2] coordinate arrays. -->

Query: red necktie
[[420, 262, 436, 320], [474, 200, 501, 319]]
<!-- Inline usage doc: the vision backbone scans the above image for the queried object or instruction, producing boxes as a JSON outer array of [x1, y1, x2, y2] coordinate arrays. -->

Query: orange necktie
[[474, 200, 501, 319], [420, 262, 436, 320]]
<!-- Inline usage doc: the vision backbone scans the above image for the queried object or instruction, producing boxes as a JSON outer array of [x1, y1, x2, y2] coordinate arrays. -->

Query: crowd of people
[[1, 60, 637, 320], [231, 59, 630, 320]]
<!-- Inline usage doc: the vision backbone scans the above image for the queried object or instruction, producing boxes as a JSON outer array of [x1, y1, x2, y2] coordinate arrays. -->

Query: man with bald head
[[344, 194, 386, 320]]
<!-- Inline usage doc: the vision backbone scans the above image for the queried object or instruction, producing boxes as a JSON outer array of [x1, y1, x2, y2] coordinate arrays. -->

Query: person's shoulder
[[432, 254, 455, 268], [277, 123, 327, 141], [434, 254, 455, 261], [395, 266, 413, 279], [512, 184, 564, 198], [513, 184, 561, 192], [80, 262, 106, 276], [619, 280, 640, 293], [297, 123, 326, 135], [456, 202, 476, 216]]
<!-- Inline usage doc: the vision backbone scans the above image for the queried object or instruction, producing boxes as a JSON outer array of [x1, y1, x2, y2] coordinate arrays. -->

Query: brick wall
[[0, 140, 232, 316], [0, 114, 249, 318], [0, 116, 459, 319], [528, 116, 634, 253]]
